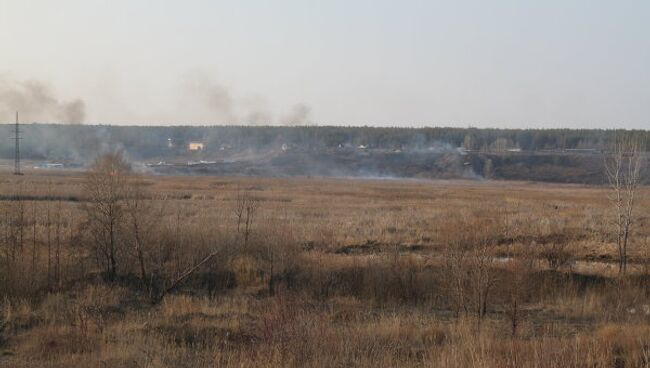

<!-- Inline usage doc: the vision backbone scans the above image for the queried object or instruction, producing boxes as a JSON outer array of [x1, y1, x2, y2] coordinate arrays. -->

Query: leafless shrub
[[124, 176, 165, 299], [441, 212, 500, 326], [82, 151, 130, 281], [538, 241, 573, 271], [604, 136, 645, 275], [503, 245, 535, 338], [234, 190, 259, 247], [0, 170, 649, 367]]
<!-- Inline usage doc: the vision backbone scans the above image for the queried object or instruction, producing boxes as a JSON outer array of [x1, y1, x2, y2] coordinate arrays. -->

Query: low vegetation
[[0, 155, 649, 367]]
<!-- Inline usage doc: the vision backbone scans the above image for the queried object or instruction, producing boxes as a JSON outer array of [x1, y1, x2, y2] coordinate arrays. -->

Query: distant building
[[188, 142, 204, 151]]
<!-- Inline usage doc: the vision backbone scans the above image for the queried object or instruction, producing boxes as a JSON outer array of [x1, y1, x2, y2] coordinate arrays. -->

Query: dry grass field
[[0, 165, 649, 367]]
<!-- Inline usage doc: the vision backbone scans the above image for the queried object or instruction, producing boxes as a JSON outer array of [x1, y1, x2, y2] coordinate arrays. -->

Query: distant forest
[[0, 124, 648, 162]]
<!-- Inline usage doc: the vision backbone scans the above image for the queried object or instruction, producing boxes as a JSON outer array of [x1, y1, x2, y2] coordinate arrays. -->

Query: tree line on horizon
[[0, 124, 648, 162]]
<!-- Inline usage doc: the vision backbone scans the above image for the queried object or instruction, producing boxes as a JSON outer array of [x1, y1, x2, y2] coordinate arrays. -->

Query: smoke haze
[[0, 76, 86, 124], [182, 71, 237, 122], [281, 103, 313, 126], [182, 70, 312, 125]]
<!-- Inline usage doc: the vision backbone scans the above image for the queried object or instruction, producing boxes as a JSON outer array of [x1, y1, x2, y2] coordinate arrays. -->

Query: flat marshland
[[0, 168, 649, 367]]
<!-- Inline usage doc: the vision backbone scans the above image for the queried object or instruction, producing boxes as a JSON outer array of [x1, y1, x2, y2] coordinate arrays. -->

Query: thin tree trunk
[[46, 199, 51, 287], [31, 201, 38, 288], [55, 201, 61, 288]]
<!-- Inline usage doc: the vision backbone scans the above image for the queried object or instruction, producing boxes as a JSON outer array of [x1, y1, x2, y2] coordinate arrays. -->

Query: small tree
[[442, 213, 499, 327], [263, 217, 299, 297], [124, 178, 228, 304], [504, 247, 534, 338], [124, 178, 160, 296], [604, 137, 645, 275], [234, 190, 258, 247], [83, 151, 130, 281], [30, 200, 38, 288], [468, 239, 498, 327], [0, 183, 28, 295]]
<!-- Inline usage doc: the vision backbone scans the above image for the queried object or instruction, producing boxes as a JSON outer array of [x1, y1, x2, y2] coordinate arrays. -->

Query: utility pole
[[14, 111, 23, 175]]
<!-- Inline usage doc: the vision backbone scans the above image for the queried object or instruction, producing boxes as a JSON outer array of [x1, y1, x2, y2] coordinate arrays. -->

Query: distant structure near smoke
[[188, 142, 204, 151], [0, 77, 86, 124], [4, 124, 646, 184]]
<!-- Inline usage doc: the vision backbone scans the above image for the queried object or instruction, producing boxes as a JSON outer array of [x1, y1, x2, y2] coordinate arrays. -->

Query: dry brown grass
[[0, 169, 649, 367]]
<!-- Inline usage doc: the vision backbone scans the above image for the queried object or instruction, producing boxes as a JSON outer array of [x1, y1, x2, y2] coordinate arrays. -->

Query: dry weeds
[[0, 169, 649, 367]]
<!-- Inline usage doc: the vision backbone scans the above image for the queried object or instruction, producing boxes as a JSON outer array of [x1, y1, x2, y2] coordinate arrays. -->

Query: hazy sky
[[0, 0, 648, 128]]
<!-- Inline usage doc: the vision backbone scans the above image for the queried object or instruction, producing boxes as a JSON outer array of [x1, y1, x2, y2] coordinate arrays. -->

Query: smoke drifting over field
[[0, 123, 644, 184], [0, 123, 478, 179], [0, 77, 86, 124]]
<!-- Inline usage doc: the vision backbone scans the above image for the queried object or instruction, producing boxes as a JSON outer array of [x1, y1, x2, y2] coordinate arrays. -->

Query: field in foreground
[[0, 169, 649, 367]]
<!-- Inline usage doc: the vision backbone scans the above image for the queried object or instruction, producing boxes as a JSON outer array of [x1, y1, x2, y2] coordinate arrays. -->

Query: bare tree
[[123, 178, 228, 304], [15, 187, 25, 279], [468, 239, 498, 327], [55, 200, 62, 288], [1, 203, 10, 294], [643, 236, 650, 278], [234, 190, 258, 247], [124, 178, 165, 299], [442, 214, 499, 327], [66, 205, 79, 285], [263, 216, 299, 297], [83, 151, 130, 281], [504, 247, 534, 338], [0, 183, 29, 295], [442, 238, 469, 318], [604, 137, 645, 275], [46, 183, 52, 286], [30, 200, 38, 288]]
